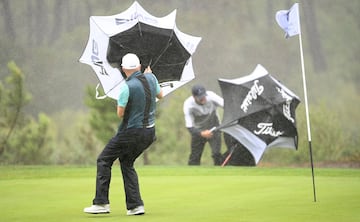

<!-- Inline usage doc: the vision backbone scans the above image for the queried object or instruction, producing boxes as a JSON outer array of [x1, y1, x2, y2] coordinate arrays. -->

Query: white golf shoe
[[127, 205, 145, 215], [83, 204, 110, 214]]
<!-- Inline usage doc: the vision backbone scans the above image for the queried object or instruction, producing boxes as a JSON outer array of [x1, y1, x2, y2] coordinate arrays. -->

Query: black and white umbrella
[[79, 1, 201, 99], [216, 64, 300, 164]]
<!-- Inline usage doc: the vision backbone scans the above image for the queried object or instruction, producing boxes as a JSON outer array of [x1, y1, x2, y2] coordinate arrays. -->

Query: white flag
[[275, 3, 300, 38]]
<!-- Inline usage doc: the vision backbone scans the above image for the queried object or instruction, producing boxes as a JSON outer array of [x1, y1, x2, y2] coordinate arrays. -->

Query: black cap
[[192, 85, 207, 99]]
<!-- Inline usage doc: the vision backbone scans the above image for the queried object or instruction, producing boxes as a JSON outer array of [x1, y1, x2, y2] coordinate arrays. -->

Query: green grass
[[0, 166, 359, 222]]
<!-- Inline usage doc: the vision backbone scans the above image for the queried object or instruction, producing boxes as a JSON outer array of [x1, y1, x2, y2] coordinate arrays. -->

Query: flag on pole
[[275, 3, 300, 38], [275, 3, 317, 202]]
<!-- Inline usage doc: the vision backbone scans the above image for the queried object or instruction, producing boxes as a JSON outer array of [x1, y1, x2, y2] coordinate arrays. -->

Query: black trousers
[[92, 127, 155, 210], [188, 130, 222, 165]]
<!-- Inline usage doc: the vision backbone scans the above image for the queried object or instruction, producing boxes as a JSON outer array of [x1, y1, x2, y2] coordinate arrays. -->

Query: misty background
[[1, 0, 359, 165]]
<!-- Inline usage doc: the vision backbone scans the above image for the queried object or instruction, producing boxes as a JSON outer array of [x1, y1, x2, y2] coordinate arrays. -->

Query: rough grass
[[0, 166, 359, 222]]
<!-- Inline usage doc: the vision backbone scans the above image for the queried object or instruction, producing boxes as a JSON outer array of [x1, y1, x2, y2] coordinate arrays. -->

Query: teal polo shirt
[[118, 71, 161, 129]]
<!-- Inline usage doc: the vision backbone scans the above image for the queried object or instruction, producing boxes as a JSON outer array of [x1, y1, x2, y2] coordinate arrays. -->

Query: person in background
[[84, 53, 163, 216], [183, 84, 224, 165]]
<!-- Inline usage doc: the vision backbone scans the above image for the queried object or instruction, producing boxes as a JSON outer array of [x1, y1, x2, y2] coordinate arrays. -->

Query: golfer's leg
[[93, 137, 120, 205], [209, 131, 222, 165], [118, 129, 150, 210], [120, 162, 144, 210], [188, 135, 205, 165]]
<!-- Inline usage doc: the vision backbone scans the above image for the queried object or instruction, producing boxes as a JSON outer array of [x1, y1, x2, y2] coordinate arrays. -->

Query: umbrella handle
[[209, 127, 217, 132], [212, 120, 238, 132]]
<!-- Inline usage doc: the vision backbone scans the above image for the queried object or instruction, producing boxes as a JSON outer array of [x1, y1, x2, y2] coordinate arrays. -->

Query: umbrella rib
[[156, 60, 188, 66], [105, 79, 125, 95], [151, 29, 175, 68], [137, 21, 143, 37]]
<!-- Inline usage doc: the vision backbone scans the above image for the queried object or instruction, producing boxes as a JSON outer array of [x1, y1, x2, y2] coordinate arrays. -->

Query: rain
[[0, 0, 359, 166]]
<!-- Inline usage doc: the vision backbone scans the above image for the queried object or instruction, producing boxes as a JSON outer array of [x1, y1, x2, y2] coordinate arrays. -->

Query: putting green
[[0, 166, 359, 222]]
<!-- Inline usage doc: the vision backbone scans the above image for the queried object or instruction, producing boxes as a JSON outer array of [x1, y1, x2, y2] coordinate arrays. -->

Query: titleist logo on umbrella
[[254, 123, 284, 137], [240, 80, 264, 113], [276, 87, 295, 123]]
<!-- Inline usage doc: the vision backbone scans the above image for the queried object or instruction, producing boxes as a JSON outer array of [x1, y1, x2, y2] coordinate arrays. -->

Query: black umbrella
[[107, 22, 191, 83], [216, 64, 300, 164], [106, 2, 201, 94]]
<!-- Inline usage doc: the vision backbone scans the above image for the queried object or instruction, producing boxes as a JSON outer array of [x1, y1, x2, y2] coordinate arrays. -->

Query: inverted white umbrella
[[80, 1, 201, 100]]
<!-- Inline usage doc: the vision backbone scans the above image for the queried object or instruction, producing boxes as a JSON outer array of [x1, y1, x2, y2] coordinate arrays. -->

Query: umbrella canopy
[[79, 1, 201, 99], [217, 64, 300, 164]]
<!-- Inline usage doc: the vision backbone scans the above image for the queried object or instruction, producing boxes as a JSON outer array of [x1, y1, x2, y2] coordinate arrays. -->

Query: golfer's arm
[[157, 89, 164, 99], [117, 106, 125, 118]]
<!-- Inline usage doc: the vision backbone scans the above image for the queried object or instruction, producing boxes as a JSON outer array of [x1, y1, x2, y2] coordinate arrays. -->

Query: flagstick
[[298, 17, 317, 202]]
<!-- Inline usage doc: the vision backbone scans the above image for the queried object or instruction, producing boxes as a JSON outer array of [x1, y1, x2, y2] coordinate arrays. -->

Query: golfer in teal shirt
[[84, 53, 163, 216]]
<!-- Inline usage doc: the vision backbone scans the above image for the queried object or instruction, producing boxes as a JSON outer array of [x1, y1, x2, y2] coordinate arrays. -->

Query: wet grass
[[0, 166, 359, 222]]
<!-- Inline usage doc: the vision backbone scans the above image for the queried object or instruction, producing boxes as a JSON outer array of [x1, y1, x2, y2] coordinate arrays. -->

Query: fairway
[[0, 166, 359, 222]]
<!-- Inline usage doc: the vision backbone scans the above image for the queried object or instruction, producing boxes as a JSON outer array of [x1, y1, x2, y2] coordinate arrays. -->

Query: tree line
[[1, 62, 358, 165]]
